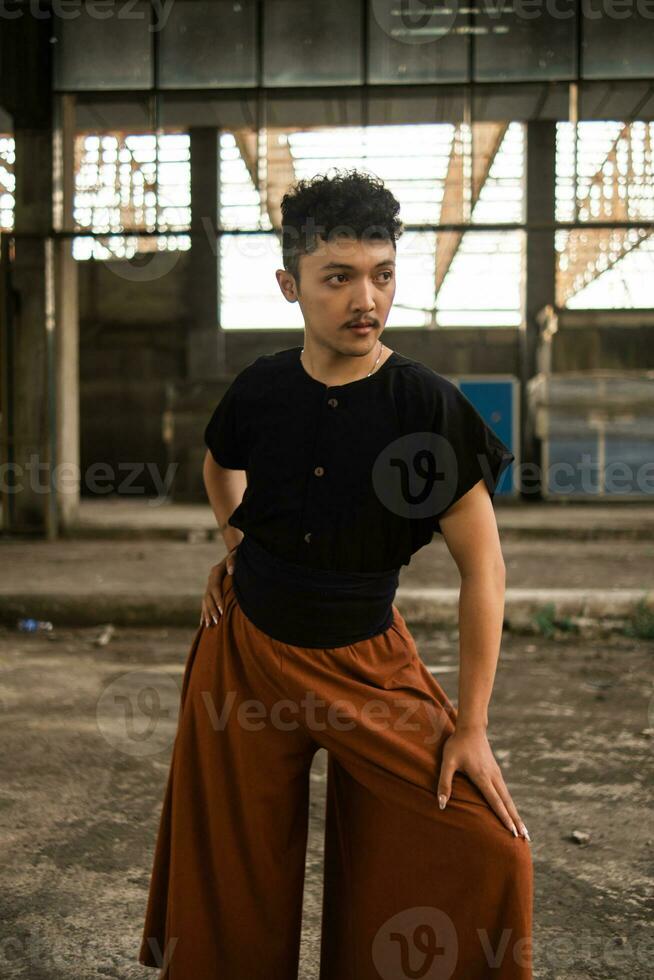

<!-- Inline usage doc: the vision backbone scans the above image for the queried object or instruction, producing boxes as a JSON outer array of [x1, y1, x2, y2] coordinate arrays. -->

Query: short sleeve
[[431, 377, 515, 533], [204, 375, 249, 470]]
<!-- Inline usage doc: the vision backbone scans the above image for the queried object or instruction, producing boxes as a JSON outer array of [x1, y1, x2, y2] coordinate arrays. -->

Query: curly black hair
[[280, 168, 404, 288]]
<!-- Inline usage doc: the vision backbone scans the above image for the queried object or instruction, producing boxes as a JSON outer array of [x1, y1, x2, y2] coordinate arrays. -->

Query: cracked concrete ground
[[0, 621, 651, 979]]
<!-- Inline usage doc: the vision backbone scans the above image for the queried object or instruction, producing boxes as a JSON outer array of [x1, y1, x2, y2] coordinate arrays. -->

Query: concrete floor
[[1, 499, 653, 978], [2, 503, 654, 632], [2, 535, 654, 596], [0, 622, 651, 979]]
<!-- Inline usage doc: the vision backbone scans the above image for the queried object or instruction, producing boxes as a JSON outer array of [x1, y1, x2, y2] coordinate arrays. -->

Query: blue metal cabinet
[[456, 376, 519, 497]]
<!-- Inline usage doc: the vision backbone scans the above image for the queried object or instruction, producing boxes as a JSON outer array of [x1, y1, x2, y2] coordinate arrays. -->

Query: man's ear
[[275, 269, 298, 303]]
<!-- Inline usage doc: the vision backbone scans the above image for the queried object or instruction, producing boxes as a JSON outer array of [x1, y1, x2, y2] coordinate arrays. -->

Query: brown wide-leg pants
[[138, 572, 533, 979]]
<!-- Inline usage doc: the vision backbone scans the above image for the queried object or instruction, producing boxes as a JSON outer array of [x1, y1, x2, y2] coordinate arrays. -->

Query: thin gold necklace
[[301, 340, 384, 380]]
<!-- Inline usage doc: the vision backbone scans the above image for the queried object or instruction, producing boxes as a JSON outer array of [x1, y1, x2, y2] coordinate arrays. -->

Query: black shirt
[[204, 345, 514, 574]]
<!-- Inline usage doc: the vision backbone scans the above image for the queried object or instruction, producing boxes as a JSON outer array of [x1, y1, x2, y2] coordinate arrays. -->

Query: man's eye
[[328, 272, 393, 283]]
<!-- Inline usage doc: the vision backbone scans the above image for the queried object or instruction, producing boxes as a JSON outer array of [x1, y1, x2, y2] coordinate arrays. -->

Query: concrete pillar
[[166, 128, 229, 501], [187, 127, 224, 379], [522, 121, 556, 497], [2, 19, 80, 536], [11, 124, 55, 535], [53, 94, 80, 534], [9, 94, 79, 537]]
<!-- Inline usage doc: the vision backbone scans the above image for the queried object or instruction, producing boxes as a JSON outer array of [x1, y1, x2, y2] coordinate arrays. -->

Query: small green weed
[[622, 598, 654, 640], [533, 602, 578, 638]]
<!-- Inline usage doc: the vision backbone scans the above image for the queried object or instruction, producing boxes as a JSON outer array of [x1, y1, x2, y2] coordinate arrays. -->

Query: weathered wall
[[78, 257, 654, 500]]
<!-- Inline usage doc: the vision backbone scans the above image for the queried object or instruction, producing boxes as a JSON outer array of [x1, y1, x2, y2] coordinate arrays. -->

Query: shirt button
[[314, 466, 325, 476], [304, 532, 312, 543], [327, 397, 338, 407]]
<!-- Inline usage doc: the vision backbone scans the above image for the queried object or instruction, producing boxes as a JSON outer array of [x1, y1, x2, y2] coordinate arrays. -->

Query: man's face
[[277, 235, 396, 356]]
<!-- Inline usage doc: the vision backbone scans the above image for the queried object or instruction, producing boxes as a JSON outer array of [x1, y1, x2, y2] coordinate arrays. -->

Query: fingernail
[[212, 614, 218, 625], [520, 824, 531, 841], [438, 794, 447, 810], [218, 605, 223, 615], [511, 824, 519, 837]]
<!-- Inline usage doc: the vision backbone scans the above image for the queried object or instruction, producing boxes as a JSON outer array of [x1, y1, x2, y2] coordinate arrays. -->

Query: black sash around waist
[[231, 533, 400, 649]]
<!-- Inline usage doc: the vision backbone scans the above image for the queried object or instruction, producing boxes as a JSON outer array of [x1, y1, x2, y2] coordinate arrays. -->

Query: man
[[138, 169, 533, 979]]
